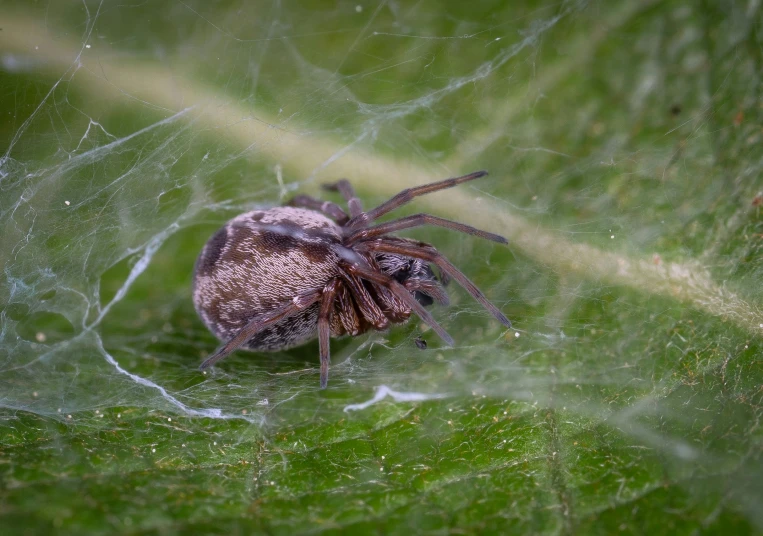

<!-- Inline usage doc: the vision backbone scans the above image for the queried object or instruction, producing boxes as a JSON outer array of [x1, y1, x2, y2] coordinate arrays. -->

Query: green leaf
[[1, 0, 761, 534]]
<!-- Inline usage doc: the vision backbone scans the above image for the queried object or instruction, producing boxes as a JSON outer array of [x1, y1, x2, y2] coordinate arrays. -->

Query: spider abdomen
[[193, 207, 345, 351]]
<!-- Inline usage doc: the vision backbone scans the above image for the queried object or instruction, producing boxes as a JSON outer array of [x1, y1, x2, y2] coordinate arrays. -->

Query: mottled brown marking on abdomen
[[195, 227, 228, 277]]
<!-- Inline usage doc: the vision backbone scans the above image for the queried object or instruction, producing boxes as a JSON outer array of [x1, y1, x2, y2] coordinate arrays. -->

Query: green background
[[1, 0, 762, 534]]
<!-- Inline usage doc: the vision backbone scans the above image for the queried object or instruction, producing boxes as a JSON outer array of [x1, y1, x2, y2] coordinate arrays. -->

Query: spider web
[[1, 0, 762, 533]]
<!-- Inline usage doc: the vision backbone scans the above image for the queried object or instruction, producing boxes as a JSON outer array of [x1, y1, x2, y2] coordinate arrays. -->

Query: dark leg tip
[[200, 349, 225, 370], [453, 170, 489, 185], [199, 357, 212, 370]]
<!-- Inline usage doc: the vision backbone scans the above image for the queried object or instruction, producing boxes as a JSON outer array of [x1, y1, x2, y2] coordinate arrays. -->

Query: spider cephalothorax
[[193, 170, 511, 388]]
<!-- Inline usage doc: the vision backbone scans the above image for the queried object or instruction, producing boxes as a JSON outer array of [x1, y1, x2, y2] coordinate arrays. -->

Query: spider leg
[[323, 179, 363, 218], [318, 279, 340, 389], [288, 195, 349, 224], [341, 271, 390, 331], [335, 282, 362, 335], [340, 259, 455, 347], [404, 278, 450, 305], [360, 254, 411, 322], [348, 213, 507, 245], [347, 170, 488, 229], [358, 239, 512, 329], [368, 275, 449, 317], [199, 290, 323, 370]]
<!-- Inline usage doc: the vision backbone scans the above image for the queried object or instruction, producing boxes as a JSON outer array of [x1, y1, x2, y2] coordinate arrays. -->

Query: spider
[[193, 170, 511, 388]]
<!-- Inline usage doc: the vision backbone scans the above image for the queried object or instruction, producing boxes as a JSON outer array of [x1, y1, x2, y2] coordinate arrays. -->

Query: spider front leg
[[357, 238, 512, 329], [347, 170, 488, 229], [347, 213, 508, 245]]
